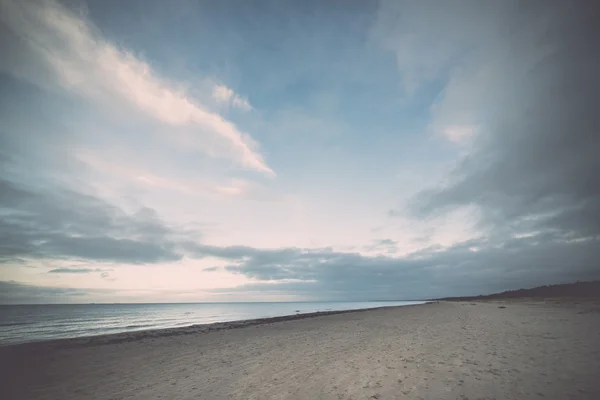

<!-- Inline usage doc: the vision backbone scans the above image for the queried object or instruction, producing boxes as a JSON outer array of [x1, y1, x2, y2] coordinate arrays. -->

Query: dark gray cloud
[[0, 177, 185, 264], [406, 1, 600, 242], [4, 228, 600, 302], [370, 0, 600, 294], [48, 268, 111, 274], [0, 281, 92, 304], [0, 280, 132, 304], [200, 233, 600, 300]]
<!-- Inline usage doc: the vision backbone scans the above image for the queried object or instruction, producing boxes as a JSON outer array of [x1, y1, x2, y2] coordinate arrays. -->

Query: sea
[[0, 301, 425, 345]]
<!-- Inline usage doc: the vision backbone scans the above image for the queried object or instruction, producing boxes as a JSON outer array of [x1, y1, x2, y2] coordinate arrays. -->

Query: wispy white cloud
[[76, 150, 282, 201], [0, 0, 273, 176], [212, 84, 252, 111], [440, 125, 478, 144]]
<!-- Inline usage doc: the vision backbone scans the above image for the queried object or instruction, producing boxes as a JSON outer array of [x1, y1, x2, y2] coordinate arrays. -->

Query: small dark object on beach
[[498, 306, 506, 309], [470, 303, 477, 305]]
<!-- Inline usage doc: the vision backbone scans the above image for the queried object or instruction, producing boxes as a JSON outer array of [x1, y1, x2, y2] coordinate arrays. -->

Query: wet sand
[[1, 301, 599, 399]]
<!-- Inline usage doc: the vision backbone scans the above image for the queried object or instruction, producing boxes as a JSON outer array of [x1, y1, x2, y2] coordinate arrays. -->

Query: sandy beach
[[1, 301, 599, 400]]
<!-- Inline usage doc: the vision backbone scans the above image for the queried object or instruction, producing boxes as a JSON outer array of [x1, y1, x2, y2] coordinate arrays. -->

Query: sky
[[1, 0, 599, 303]]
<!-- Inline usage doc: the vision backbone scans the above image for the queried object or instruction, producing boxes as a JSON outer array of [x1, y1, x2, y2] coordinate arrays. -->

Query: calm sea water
[[0, 301, 425, 345]]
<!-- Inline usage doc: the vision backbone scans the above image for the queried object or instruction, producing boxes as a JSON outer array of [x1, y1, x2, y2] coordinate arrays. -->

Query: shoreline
[[1, 300, 599, 400], [2, 301, 432, 349]]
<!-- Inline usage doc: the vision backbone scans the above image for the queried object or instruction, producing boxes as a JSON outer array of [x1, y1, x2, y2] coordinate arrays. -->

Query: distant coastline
[[436, 280, 600, 301]]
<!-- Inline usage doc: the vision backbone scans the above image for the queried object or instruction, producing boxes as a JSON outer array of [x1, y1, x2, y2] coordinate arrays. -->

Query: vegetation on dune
[[437, 280, 600, 301]]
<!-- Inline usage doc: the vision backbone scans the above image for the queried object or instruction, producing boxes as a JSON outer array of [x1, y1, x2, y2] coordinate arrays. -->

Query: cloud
[[0, 177, 186, 264], [189, 232, 599, 300], [427, 59, 499, 145], [4, 227, 600, 303], [1, 0, 599, 304], [0, 174, 279, 268], [191, 1, 600, 301], [361, 239, 399, 255], [375, 239, 397, 246], [371, 0, 504, 94], [440, 125, 478, 144], [2, 177, 599, 301], [0, 280, 93, 304], [403, 1, 600, 242], [372, 0, 562, 148], [376, 1, 600, 241], [3, 161, 596, 301], [48, 268, 111, 274], [212, 84, 252, 111], [0, 280, 154, 304], [76, 151, 281, 201], [204, 233, 600, 300], [0, 0, 273, 176], [370, 1, 600, 291]]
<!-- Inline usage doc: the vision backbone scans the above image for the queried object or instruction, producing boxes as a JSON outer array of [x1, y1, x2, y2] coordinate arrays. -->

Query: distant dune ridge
[[437, 280, 600, 301]]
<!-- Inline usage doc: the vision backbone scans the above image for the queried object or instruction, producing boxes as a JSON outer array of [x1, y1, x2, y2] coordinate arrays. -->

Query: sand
[[1, 301, 599, 400]]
